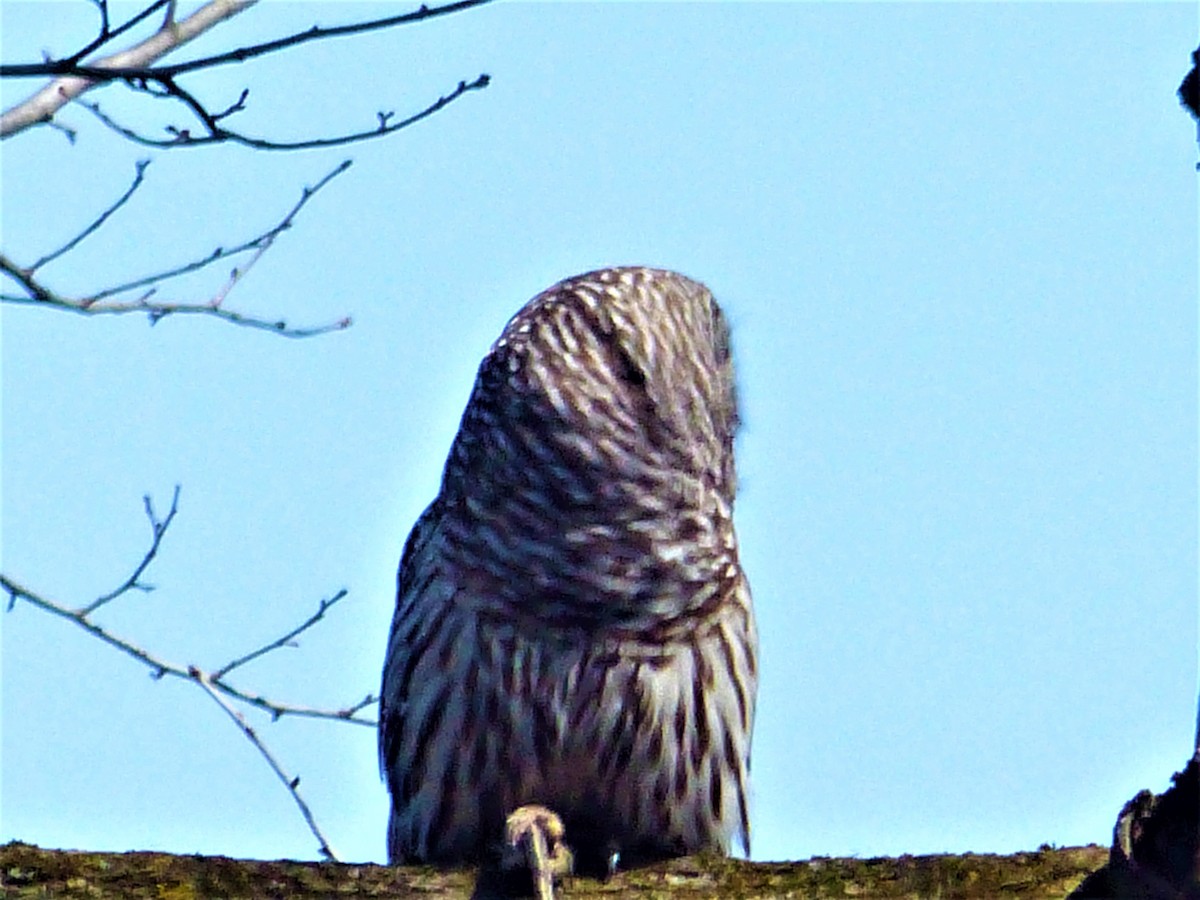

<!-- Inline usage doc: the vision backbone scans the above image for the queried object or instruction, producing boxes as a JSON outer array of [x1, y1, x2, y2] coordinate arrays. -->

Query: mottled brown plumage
[[380, 267, 757, 871]]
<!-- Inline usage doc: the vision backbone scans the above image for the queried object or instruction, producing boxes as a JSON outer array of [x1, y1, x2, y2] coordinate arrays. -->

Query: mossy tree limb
[[1, 841, 1108, 899]]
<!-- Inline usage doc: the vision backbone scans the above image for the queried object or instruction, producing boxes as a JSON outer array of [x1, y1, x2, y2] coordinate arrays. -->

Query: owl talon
[[502, 805, 573, 900]]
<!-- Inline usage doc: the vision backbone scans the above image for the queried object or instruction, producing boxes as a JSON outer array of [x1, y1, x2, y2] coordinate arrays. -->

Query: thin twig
[[208, 236, 270, 310], [0, 486, 378, 727], [1, 0, 495, 144], [1, 574, 378, 725], [0, 160, 354, 338], [0, 0, 259, 138], [44, 118, 79, 144], [92, 0, 112, 40], [0, 283, 352, 337], [67, 0, 172, 66], [2, 0, 493, 80], [79, 73, 491, 151], [191, 667, 338, 860], [80, 484, 179, 615], [213, 590, 349, 680], [84, 159, 349, 301], [31, 159, 151, 272]]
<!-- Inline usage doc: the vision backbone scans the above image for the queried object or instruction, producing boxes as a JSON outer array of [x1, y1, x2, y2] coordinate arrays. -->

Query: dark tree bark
[[1069, 756, 1200, 900]]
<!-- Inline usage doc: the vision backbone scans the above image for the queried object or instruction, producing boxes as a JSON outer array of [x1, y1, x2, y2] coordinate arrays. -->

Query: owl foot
[[501, 804, 574, 900]]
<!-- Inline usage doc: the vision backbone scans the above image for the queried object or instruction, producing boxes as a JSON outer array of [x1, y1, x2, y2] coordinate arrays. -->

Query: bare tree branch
[[3, 0, 491, 81], [66, 0, 174, 66], [191, 668, 338, 860], [2, 3, 493, 336], [2, 496, 378, 860], [1, 0, 258, 138], [0, 490, 378, 727], [213, 592, 350, 682], [31, 158, 150, 271], [1, 0, 494, 150], [78, 73, 491, 151], [1, 159, 354, 338], [1, 572, 378, 725], [80, 485, 179, 616], [0, 841, 1120, 898]]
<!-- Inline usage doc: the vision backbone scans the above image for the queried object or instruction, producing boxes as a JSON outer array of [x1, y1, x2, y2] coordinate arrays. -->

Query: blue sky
[[2, 1, 1196, 865]]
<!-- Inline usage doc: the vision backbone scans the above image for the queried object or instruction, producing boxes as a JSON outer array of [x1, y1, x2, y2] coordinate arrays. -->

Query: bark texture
[[1, 841, 1108, 899]]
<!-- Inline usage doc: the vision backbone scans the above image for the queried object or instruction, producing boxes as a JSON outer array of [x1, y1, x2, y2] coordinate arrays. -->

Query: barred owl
[[379, 267, 757, 872]]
